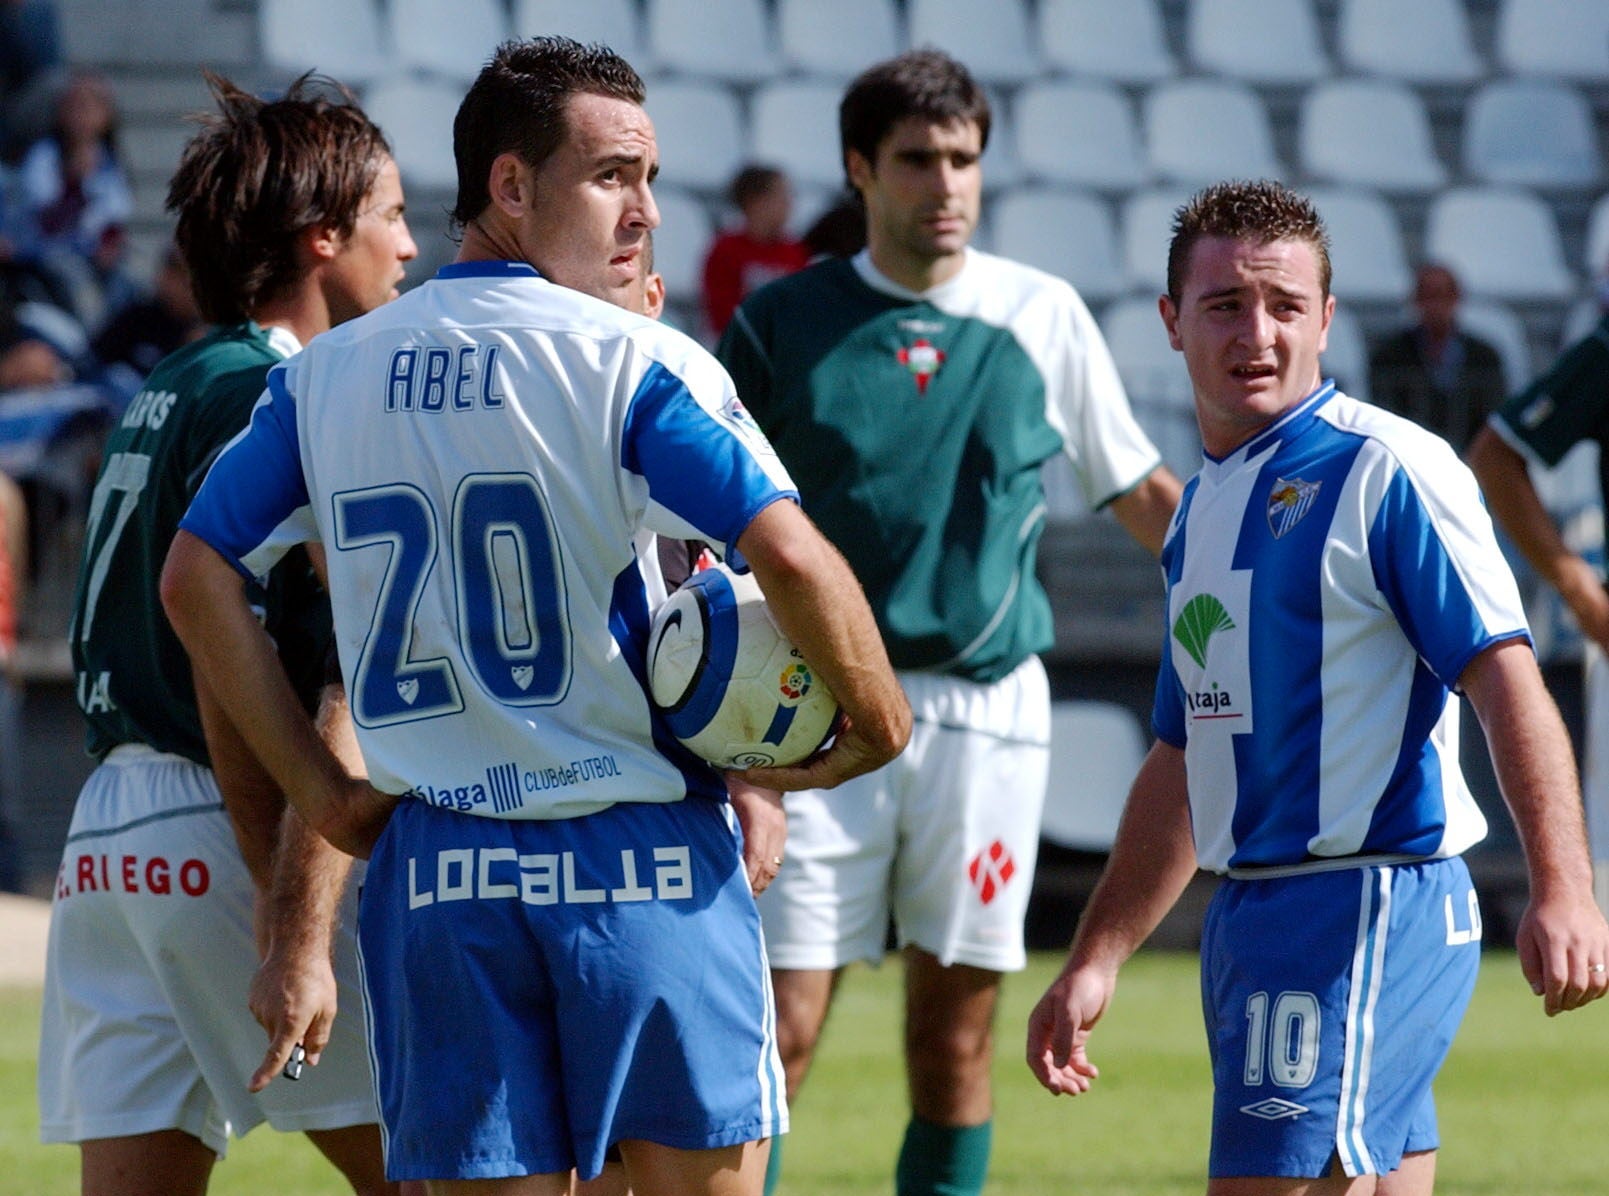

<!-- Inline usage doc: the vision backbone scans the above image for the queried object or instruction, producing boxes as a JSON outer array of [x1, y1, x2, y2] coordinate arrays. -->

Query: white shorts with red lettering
[[37, 745, 379, 1154], [756, 656, 1051, 973]]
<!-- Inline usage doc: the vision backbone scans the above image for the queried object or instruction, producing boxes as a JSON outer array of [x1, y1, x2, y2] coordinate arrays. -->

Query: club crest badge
[[1266, 477, 1321, 539], [896, 338, 945, 395]]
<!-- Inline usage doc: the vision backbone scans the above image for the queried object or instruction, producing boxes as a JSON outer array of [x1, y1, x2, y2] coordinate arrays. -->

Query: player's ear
[[644, 273, 665, 320], [844, 148, 873, 195], [1159, 293, 1184, 352], [302, 221, 343, 265], [487, 152, 532, 219]]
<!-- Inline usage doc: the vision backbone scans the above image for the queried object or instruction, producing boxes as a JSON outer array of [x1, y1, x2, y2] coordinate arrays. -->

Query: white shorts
[[757, 656, 1050, 973], [38, 746, 379, 1155]]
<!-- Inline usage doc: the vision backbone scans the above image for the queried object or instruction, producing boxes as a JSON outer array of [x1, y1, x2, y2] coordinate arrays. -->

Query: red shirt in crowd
[[701, 231, 810, 338]]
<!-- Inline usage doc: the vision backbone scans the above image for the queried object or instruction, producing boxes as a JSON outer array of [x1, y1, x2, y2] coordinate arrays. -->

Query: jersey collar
[[436, 260, 543, 281], [257, 323, 302, 359], [1205, 379, 1338, 473], [850, 247, 975, 303]]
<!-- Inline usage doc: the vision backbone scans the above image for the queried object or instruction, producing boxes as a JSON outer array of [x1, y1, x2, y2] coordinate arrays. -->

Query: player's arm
[[160, 529, 397, 858], [1027, 740, 1197, 1094], [1461, 638, 1609, 1014], [195, 668, 283, 895], [731, 499, 910, 792], [1467, 426, 1609, 651], [1108, 465, 1183, 558]]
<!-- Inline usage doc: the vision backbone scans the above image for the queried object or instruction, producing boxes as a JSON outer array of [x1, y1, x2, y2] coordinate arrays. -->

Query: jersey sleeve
[[1488, 318, 1609, 467], [714, 297, 775, 425], [1043, 284, 1164, 509], [179, 364, 318, 581]]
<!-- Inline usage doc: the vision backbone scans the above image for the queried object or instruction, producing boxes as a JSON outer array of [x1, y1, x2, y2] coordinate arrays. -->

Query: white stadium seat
[[1099, 296, 1199, 478], [1041, 700, 1148, 851], [513, 0, 648, 68], [1145, 80, 1282, 187], [1298, 79, 1446, 195], [644, 80, 744, 193], [1012, 80, 1148, 192], [1322, 304, 1370, 402], [1462, 80, 1602, 189], [390, 0, 509, 83], [645, 185, 711, 304], [647, 0, 778, 84], [1306, 187, 1410, 306], [1458, 299, 1534, 394], [1585, 193, 1609, 276], [749, 80, 845, 191], [362, 76, 461, 191], [1188, 0, 1329, 85], [906, 0, 1039, 86], [1425, 187, 1576, 303], [1337, 0, 1483, 83], [1038, 0, 1175, 83], [991, 189, 1125, 303], [260, 0, 390, 83], [1495, 0, 1609, 80], [776, 0, 899, 79], [1120, 186, 1193, 294]]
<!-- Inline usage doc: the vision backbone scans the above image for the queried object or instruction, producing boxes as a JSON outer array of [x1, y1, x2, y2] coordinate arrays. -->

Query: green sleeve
[[715, 298, 775, 425], [1494, 320, 1609, 467]]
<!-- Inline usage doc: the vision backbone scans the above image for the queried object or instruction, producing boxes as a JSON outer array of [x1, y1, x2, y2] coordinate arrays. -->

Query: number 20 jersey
[[181, 262, 797, 819]]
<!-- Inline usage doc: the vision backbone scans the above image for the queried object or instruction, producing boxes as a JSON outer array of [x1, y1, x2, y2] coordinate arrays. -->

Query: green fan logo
[[1173, 594, 1236, 669]]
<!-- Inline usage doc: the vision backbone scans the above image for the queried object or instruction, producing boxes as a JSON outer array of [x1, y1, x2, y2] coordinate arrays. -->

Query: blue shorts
[[359, 796, 786, 1182], [1201, 857, 1481, 1179]]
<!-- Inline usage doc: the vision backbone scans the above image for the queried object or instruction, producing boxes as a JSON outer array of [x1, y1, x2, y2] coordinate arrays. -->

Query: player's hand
[[246, 939, 338, 1092], [1556, 558, 1609, 654], [728, 777, 786, 895], [1515, 890, 1609, 1016], [736, 713, 890, 793], [1025, 964, 1112, 1096]]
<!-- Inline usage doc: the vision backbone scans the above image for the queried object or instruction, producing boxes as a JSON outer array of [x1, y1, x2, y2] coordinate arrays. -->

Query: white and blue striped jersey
[[180, 261, 797, 820], [1154, 382, 1528, 873]]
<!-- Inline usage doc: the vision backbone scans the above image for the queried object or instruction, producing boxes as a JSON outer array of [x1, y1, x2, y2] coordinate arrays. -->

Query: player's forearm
[[264, 805, 355, 960], [195, 668, 284, 891], [1466, 427, 1579, 589], [738, 502, 911, 764], [1065, 742, 1200, 974], [1110, 466, 1183, 558], [1463, 640, 1595, 901]]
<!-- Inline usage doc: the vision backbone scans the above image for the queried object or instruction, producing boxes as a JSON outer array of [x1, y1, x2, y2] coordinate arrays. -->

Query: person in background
[[92, 241, 207, 400], [700, 163, 809, 339], [1367, 262, 1506, 451], [1029, 178, 1608, 1195], [0, 0, 63, 163]]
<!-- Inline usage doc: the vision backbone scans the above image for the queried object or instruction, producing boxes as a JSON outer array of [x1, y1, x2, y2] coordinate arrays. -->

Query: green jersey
[[1489, 312, 1609, 500], [70, 323, 330, 763], [718, 249, 1160, 682]]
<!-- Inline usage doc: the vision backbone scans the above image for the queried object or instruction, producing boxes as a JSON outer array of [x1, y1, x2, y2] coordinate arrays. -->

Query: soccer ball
[[647, 562, 840, 769]]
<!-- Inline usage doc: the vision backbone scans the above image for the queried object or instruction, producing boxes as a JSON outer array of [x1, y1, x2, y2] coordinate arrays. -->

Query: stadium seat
[[979, 89, 1025, 191], [1457, 299, 1534, 394], [749, 80, 845, 191], [1187, 0, 1329, 85], [1144, 80, 1282, 187], [1322, 304, 1370, 402], [1560, 298, 1605, 352], [644, 185, 711, 304], [1012, 80, 1148, 192], [1041, 700, 1148, 851], [1120, 186, 1194, 293], [1099, 296, 1198, 477], [512, 0, 648, 68], [1305, 187, 1410, 306], [906, 0, 1039, 86], [643, 80, 744, 193], [1585, 193, 1609, 275], [390, 0, 509, 83], [1336, 0, 1483, 83], [1425, 187, 1576, 303], [776, 0, 899, 79], [991, 189, 1125, 303], [260, 0, 390, 83], [646, 0, 778, 84], [1495, 0, 1609, 80], [1462, 80, 1602, 189], [1298, 79, 1447, 195], [361, 76, 461, 191], [1037, 0, 1175, 83]]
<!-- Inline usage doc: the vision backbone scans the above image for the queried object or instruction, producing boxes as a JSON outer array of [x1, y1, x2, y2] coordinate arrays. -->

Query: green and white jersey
[[718, 248, 1161, 681], [70, 322, 329, 763]]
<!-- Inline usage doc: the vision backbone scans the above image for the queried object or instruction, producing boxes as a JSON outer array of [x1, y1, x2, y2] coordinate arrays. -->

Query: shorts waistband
[[104, 743, 194, 766], [1225, 851, 1442, 881]]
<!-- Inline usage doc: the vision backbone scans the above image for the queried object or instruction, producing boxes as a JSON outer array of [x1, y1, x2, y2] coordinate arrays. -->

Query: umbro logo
[[1240, 1097, 1309, 1121]]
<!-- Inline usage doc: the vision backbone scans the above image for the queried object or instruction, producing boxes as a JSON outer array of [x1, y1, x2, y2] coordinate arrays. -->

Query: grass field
[[6, 949, 1608, 1194]]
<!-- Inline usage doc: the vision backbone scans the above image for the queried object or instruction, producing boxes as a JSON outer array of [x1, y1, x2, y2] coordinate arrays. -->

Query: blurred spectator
[[0, 0, 63, 163], [700, 163, 809, 338], [91, 242, 206, 400], [1367, 262, 1506, 451], [0, 287, 69, 389], [7, 68, 137, 328], [802, 190, 868, 261]]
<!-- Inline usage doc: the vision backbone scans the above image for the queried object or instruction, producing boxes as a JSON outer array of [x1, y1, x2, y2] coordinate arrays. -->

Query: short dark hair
[[839, 50, 990, 185], [729, 164, 786, 211], [167, 71, 390, 323], [451, 36, 645, 233], [1167, 179, 1332, 303]]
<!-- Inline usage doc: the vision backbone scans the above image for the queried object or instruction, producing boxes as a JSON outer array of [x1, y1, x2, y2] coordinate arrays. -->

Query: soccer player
[[715, 48, 1181, 1196], [160, 37, 910, 1196], [37, 73, 418, 1196], [1467, 300, 1609, 912], [1026, 179, 1609, 1195]]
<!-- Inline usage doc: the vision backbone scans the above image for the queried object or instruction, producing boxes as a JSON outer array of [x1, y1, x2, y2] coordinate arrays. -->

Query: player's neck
[[865, 240, 966, 295], [250, 293, 327, 350]]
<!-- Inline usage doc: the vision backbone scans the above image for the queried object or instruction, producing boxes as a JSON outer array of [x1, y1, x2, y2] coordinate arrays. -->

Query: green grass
[[7, 951, 1609, 1193]]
